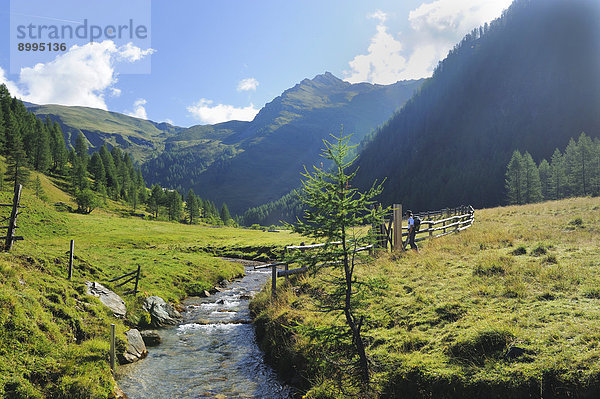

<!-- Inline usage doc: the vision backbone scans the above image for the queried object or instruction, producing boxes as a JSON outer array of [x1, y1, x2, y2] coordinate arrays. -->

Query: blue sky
[[0, 0, 512, 127]]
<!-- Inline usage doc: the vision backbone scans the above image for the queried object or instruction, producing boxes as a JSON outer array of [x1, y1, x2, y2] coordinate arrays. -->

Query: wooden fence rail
[[262, 204, 475, 301], [108, 265, 141, 295], [377, 204, 474, 250], [2, 184, 24, 251]]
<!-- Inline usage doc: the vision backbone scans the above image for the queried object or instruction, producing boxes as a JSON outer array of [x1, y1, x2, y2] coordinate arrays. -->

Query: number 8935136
[[17, 42, 67, 51]]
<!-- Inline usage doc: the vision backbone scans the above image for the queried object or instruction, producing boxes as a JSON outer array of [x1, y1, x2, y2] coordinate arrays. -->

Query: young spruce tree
[[285, 133, 386, 389]]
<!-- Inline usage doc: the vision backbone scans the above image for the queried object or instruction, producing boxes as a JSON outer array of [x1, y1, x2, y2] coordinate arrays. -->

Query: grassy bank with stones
[[0, 172, 302, 398]]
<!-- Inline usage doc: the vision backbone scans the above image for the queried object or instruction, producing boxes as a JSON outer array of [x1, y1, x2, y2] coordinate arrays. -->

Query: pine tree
[[167, 190, 183, 222], [0, 84, 10, 151], [136, 170, 147, 206], [538, 159, 551, 200], [549, 149, 565, 200], [577, 133, 594, 196], [523, 152, 542, 203], [5, 113, 30, 189], [75, 188, 98, 214], [505, 150, 524, 205], [34, 119, 52, 173], [592, 138, 600, 196], [100, 145, 119, 199], [148, 184, 163, 218], [74, 132, 89, 168], [186, 189, 199, 224], [220, 203, 232, 226], [284, 133, 386, 388], [33, 176, 47, 201], [70, 154, 89, 192], [48, 120, 67, 174], [89, 152, 107, 189]]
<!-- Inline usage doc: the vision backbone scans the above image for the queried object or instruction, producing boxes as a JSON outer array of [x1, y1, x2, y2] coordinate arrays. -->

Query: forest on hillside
[[0, 84, 233, 226], [353, 0, 600, 211]]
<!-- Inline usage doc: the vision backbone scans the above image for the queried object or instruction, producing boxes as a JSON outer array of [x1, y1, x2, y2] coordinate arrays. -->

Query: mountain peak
[[311, 71, 344, 85]]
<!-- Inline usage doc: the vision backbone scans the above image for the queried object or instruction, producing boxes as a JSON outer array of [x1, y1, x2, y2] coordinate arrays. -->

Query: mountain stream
[[117, 262, 295, 398]]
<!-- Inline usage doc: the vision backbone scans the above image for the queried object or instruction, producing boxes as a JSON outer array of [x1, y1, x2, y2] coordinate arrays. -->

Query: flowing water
[[117, 263, 295, 399]]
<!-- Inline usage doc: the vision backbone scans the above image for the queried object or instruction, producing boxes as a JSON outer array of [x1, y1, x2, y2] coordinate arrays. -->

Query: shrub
[[474, 264, 505, 276], [531, 244, 547, 256], [511, 246, 527, 255], [448, 328, 515, 364]]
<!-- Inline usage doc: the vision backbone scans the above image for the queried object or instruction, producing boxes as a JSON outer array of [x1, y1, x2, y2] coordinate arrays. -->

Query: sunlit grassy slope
[[0, 176, 302, 398], [252, 197, 600, 398]]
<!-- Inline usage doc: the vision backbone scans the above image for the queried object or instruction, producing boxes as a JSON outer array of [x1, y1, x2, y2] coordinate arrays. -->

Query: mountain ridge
[[353, 0, 600, 211]]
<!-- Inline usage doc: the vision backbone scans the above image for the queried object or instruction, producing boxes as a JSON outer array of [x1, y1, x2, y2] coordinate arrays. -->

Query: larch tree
[[284, 133, 387, 390]]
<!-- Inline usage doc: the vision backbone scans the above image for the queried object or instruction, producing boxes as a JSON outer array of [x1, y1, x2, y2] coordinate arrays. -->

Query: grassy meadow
[[0, 173, 302, 398], [251, 197, 600, 398]]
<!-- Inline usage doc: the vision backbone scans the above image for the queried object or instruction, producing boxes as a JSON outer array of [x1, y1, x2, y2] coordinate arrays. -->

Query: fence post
[[271, 264, 277, 302], [133, 264, 141, 294], [429, 222, 433, 237], [393, 204, 403, 251], [68, 240, 74, 280], [110, 324, 116, 373], [5, 184, 22, 251]]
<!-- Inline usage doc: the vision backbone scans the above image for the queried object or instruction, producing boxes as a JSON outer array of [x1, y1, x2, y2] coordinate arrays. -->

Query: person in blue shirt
[[405, 210, 418, 251]]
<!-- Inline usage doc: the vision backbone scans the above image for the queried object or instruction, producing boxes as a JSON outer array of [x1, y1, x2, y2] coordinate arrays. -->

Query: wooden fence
[[1, 184, 24, 251], [375, 204, 474, 250], [108, 265, 141, 295], [258, 204, 474, 301]]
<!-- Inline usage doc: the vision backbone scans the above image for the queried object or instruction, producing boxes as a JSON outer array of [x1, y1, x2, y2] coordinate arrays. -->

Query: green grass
[[251, 197, 600, 398], [0, 174, 303, 398]]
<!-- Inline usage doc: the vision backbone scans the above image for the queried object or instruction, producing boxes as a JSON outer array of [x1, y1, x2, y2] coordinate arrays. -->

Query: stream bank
[[116, 261, 295, 398]]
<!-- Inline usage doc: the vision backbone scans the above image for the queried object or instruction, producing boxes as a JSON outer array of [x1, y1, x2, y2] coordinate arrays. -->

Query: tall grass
[[252, 197, 600, 398]]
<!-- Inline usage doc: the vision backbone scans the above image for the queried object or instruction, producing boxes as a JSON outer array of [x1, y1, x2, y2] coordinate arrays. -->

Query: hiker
[[405, 210, 418, 251]]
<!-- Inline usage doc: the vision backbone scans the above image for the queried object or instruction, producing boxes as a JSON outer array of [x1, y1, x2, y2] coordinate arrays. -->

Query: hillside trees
[[0, 84, 69, 188], [506, 133, 600, 204], [353, 0, 600, 211]]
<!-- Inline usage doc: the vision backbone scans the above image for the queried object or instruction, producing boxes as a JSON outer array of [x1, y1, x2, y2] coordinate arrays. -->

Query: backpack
[[414, 216, 421, 232]]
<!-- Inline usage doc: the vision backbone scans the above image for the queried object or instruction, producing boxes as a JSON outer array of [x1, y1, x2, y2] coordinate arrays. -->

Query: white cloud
[[0, 40, 153, 109], [237, 77, 259, 92], [344, 0, 512, 83], [163, 118, 174, 125], [126, 98, 148, 119], [344, 12, 408, 85], [369, 9, 388, 24], [0, 67, 22, 99], [187, 99, 259, 124]]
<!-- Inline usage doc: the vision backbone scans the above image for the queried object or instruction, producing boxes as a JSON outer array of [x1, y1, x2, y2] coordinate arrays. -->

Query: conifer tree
[[220, 203, 232, 226], [74, 132, 89, 168], [284, 133, 386, 388], [538, 159, 551, 200], [49, 120, 67, 174], [549, 148, 565, 200], [592, 138, 600, 196], [167, 190, 183, 221], [148, 184, 163, 218], [70, 153, 89, 192], [186, 189, 199, 224], [505, 150, 524, 204], [100, 145, 119, 199], [5, 113, 29, 189], [89, 152, 107, 189], [523, 152, 542, 203], [34, 119, 52, 173]]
